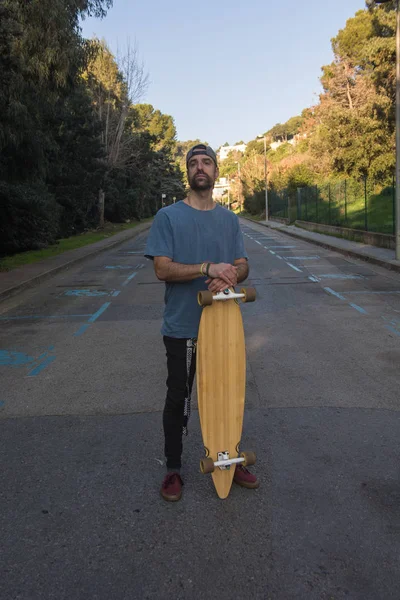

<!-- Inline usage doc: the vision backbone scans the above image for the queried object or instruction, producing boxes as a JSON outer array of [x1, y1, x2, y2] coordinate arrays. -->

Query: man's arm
[[206, 258, 249, 293], [154, 256, 238, 286], [235, 258, 249, 283]]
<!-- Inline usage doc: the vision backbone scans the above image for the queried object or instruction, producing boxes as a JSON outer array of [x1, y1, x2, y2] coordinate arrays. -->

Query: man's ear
[[215, 166, 220, 179]]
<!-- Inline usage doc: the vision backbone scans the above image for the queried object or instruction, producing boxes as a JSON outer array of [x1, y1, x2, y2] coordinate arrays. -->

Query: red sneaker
[[233, 465, 259, 489], [160, 472, 183, 502]]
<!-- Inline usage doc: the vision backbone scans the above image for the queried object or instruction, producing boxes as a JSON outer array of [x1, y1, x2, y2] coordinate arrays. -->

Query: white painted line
[[349, 303, 367, 315], [287, 262, 302, 272], [284, 256, 320, 260], [323, 287, 346, 300], [308, 276, 319, 282]]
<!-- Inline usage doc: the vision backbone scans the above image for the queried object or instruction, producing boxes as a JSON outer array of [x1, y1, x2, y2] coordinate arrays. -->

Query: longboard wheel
[[200, 457, 215, 474], [198, 291, 213, 306], [240, 451, 256, 467], [240, 287, 256, 303]]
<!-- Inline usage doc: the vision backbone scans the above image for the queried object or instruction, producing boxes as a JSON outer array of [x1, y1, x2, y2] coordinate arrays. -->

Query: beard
[[188, 172, 214, 191]]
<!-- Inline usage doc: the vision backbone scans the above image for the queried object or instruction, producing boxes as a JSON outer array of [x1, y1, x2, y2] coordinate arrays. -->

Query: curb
[[242, 217, 400, 275], [0, 222, 152, 302]]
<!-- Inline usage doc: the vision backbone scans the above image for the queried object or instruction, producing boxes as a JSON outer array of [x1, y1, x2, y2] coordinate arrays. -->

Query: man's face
[[187, 155, 219, 191]]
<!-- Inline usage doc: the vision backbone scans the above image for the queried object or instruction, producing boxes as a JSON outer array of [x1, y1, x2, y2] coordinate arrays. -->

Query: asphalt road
[[1, 220, 400, 600]]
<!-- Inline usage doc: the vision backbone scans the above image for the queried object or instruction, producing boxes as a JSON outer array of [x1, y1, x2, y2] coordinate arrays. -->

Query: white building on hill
[[218, 143, 247, 162]]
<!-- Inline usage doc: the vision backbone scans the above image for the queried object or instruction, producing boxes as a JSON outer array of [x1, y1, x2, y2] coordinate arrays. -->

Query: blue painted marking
[[266, 246, 297, 249], [349, 303, 367, 315], [323, 287, 346, 300], [88, 302, 111, 323], [385, 325, 400, 337], [64, 289, 110, 297], [277, 255, 283, 260], [0, 350, 35, 367], [309, 276, 319, 282], [105, 265, 132, 270], [0, 401, 4, 407], [73, 302, 111, 336], [0, 314, 92, 321], [122, 272, 138, 287], [284, 256, 320, 260], [74, 324, 90, 337], [27, 356, 56, 377], [112, 291, 121, 297], [269, 250, 276, 255], [286, 262, 302, 272], [255, 241, 262, 245]]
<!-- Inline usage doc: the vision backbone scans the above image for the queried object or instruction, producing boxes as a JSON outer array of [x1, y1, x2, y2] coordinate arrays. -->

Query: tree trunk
[[99, 189, 105, 227]]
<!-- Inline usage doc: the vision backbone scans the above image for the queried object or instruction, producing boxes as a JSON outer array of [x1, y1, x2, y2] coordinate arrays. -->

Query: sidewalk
[[0, 221, 152, 302], [245, 218, 400, 274]]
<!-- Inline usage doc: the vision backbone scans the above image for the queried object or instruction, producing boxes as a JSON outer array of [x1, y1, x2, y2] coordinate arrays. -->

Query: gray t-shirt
[[144, 201, 247, 338]]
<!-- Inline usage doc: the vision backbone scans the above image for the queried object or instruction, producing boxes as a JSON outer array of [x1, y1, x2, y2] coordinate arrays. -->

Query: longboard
[[196, 287, 256, 499]]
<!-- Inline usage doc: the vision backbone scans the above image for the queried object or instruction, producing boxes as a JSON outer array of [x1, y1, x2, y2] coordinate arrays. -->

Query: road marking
[[286, 263, 302, 272], [27, 356, 56, 377], [323, 287, 346, 300], [122, 272, 138, 286], [0, 314, 92, 321], [385, 325, 400, 337], [62, 289, 121, 298], [74, 302, 111, 336], [284, 256, 320, 260], [308, 276, 319, 282], [342, 291, 400, 295], [324, 287, 367, 315], [74, 324, 91, 336], [88, 302, 111, 323], [105, 265, 132, 270], [313, 274, 364, 280], [0, 350, 35, 366], [349, 303, 368, 315], [265, 246, 297, 249], [269, 250, 276, 255]]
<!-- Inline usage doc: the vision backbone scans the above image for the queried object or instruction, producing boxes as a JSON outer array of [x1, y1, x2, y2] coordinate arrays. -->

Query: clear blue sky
[[81, 0, 366, 149]]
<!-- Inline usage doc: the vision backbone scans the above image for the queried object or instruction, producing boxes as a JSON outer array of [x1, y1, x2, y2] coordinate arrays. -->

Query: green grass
[[0, 219, 152, 272]]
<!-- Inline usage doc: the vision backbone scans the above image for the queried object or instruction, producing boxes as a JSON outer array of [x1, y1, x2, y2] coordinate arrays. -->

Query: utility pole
[[257, 134, 269, 222], [375, 0, 400, 259]]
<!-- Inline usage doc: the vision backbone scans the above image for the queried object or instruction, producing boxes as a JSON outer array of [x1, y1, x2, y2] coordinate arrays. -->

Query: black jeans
[[163, 336, 197, 470]]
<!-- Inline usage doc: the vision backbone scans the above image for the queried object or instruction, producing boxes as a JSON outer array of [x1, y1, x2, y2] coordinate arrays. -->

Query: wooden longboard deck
[[197, 296, 246, 499]]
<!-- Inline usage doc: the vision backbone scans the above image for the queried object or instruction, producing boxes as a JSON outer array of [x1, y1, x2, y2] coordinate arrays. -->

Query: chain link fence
[[297, 178, 395, 235]]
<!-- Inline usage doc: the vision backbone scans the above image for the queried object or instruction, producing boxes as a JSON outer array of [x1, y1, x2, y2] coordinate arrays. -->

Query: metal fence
[[269, 189, 289, 220], [297, 178, 396, 235]]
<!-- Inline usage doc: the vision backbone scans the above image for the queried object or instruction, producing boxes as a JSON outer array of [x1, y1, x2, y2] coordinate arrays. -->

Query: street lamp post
[[235, 161, 243, 213], [257, 134, 269, 222], [375, 0, 400, 259]]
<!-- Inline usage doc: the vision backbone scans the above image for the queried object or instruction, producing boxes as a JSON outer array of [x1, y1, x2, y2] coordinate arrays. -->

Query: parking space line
[[349, 303, 368, 315], [122, 272, 138, 286], [324, 287, 346, 300], [27, 356, 56, 377], [287, 263, 302, 272], [0, 314, 92, 321]]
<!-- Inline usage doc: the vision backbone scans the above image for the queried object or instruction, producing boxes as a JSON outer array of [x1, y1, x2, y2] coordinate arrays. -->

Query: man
[[145, 143, 259, 501]]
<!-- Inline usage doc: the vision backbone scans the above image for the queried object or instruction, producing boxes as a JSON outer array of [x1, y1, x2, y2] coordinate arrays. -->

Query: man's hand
[[208, 263, 237, 287], [206, 277, 236, 293]]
